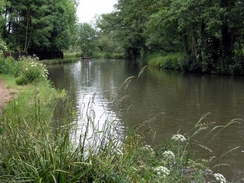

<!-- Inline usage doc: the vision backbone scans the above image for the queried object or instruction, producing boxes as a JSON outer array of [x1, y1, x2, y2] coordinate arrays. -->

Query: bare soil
[[0, 78, 16, 117]]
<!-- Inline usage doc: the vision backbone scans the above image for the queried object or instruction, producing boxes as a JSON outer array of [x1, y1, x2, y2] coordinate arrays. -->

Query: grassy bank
[[0, 56, 234, 182], [146, 52, 202, 72], [41, 51, 125, 65], [92, 52, 125, 59], [146, 52, 184, 70], [41, 52, 82, 65], [146, 52, 244, 75]]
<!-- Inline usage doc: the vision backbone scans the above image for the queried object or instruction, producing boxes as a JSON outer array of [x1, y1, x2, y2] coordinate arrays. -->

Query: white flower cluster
[[162, 150, 175, 160], [171, 134, 186, 142], [154, 166, 170, 178], [214, 173, 226, 183], [143, 145, 155, 155], [115, 149, 123, 156], [26, 61, 49, 78], [144, 145, 154, 152]]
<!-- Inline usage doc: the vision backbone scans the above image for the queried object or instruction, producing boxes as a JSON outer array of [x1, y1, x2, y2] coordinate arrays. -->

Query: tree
[[98, 0, 244, 74], [98, 0, 153, 61], [76, 23, 98, 56], [0, 0, 6, 36], [146, 0, 244, 73], [1, 0, 77, 53]]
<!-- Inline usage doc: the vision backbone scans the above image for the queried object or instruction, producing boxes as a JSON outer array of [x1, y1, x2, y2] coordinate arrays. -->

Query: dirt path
[[0, 78, 16, 117]]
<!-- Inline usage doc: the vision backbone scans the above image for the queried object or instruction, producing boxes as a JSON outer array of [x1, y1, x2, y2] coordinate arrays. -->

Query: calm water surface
[[48, 59, 244, 182]]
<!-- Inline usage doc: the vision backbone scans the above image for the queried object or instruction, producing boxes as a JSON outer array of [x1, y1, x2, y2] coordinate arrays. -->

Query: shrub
[[15, 56, 48, 85]]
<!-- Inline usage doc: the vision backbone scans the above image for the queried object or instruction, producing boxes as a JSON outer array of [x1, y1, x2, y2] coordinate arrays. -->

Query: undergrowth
[[147, 52, 183, 70]]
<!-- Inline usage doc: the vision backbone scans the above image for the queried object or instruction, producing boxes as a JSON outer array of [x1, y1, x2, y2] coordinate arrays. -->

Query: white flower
[[162, 150, 175, 160], [115, 149, 123, 156], [171, 134, 186, 142], [214, 173, 226, 183], [143, 144, 155, 155], [144, 144, 154, 151], [154, 166, 170, 178]]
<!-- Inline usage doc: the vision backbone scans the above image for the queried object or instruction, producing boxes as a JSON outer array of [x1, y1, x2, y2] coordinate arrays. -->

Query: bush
[[15, 56, 48, 85]]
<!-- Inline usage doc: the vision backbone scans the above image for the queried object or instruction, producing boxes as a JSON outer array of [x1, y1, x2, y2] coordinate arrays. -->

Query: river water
[[48, 59, 244, 182]]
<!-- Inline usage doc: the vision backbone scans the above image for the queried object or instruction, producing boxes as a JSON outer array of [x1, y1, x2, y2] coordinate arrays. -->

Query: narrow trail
[[0, 78, 16, 117]]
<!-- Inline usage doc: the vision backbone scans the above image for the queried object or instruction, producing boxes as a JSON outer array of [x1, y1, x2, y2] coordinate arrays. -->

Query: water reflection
[[48, 60, 124, 151], [48, 59, 244, 182]]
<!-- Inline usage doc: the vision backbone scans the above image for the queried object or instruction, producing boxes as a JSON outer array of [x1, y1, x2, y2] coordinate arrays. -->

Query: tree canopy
[[1, 0, 77, 53], [76, 23, 98, 56], [98, 0, 244, 74]]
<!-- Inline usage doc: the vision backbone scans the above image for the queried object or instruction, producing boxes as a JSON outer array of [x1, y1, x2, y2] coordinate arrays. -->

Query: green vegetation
[[0, 0, 241, 180], [2, 0, 244, 74], [97, 0, 244, 75], [75, 23, 124, 59], [41, 52, 83, 65], [76, 23, 98, 57], [0, 56, 239, 182], [146, 53, 184, 70], [0, 0, 77, 53]]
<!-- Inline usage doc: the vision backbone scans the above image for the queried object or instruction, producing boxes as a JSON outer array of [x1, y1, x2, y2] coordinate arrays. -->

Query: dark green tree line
[[98, 0, 244, 74], [1, 0, 77, 53]]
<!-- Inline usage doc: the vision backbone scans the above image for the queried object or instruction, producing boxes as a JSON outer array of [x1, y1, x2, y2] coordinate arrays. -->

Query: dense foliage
[[76, 23, 98, 56], [0, 0, 77, 53], [98, 0, 244, 74]]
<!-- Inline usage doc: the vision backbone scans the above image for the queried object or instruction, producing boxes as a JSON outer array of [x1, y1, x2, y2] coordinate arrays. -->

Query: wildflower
[[171, 134, 186, 142], [115, 149, 123, 156], [162, 150, 175, 160], [214, 173, 226, 183], [144, 145, 154, 151], [142, 144, 155, 155], [154, 166, 170, 178]]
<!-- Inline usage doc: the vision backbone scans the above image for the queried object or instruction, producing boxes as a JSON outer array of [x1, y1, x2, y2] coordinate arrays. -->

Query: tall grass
[[147, 52, 184, 70], [0, 57, 17, 75], [0, 57, 239, 182]]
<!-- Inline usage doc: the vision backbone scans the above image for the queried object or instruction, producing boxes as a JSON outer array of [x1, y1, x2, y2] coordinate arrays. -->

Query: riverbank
[[40, 51, 124, 65], [145, 52, 244, 75]]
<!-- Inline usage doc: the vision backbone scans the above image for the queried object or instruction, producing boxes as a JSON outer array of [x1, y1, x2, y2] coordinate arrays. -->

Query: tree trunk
[[24, 8, 30, 52], [191, 25, 199, 63], [221, 24, 233, 63], [181, 32, 190, 56]]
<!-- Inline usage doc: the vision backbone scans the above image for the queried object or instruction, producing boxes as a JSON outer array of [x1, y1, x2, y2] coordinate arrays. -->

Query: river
[[48, 59, 244, 182]]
